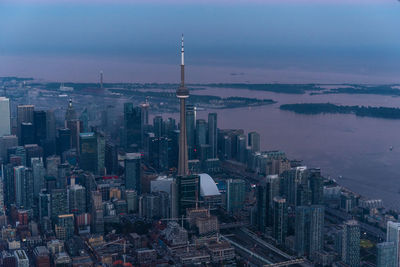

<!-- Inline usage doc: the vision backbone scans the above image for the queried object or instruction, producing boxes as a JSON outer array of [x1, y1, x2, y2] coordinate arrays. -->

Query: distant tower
[[177, 34, 189, 177], [140, 97, 150, 126], [100, 71, 103, 89], [65, 98, 77, 125], [0, 97, 11, 137]]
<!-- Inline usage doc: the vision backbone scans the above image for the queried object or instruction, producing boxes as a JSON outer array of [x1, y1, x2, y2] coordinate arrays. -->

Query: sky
[[0, 0, 399, 83]]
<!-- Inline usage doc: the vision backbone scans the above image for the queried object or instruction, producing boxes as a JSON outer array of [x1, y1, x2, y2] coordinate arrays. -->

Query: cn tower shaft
[[177, 35, 189, 176]]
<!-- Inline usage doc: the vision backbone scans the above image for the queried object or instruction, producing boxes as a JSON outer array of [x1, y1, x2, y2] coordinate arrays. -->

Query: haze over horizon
[[1, 0, 400, 83]]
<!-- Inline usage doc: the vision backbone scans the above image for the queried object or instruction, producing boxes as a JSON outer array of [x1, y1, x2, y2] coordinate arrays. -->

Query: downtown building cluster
[[0, 40, 398, 267]]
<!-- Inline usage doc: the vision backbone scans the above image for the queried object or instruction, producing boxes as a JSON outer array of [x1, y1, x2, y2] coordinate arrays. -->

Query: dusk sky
[[1, 0, 400, 83]]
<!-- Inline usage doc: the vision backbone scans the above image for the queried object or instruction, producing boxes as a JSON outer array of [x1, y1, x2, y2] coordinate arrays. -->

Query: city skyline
[[0, 2, 399, 266]]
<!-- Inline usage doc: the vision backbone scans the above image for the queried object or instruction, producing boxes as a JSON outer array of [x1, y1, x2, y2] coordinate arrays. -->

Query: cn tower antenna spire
[[177, 34, 189, 176], [180, 34, 185, 88], [181, 34, 184, 66]]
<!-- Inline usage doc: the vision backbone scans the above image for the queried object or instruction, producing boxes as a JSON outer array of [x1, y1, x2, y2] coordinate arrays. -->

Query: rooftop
[[79, 132, 95, 138], [34, 246, 49, 256], [199, 173, 220, 197], [14, 250, 28, 260], [126, 153, 141, 160]]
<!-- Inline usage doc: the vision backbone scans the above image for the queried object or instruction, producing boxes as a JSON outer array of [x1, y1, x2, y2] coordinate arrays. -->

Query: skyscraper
[[387, 221, 400, 267], [39, 190, 51, 223], [125, 189, 138, 213], [46, 110, 56, 142], [295, 205, 324, 258], [97, 131, 105, 175], [91, 191, 104, 234], [20, 122, 35, 145], [0, 135, 17, 162], [309, 168, 324, 205], [196, 119, 207, 152], [208, 113, 218, 158], [105, 141, 118, 175], [177, 174, 200, 216], [32, 157, 45, 196], [236, 134, 246, 163], [377, 242, 396, 267], [64, 98, 77, 124], [273, 197, 288, 245], [153, 116, 163, 138], [56, 214, 75, 240], [17, 104, 34, 145], [123, 103, 142, 150], [50, 189, 68, 222], [226, 179, 246, 214], [33, 110, 47, 145], [267, 175, 280, 225], [309, 205, 325, 257], [79, 133, 97, 173], [140, 98, 150, 126], [177, 35, 189, 177], [125, 153, 142, 194], [66, 120, 83, 151], [148, 136, 169, 171], [11, 165, 34, 208], [342, 220, 360, 267], [295, 206, 310, 256], [79, 108, 89, 132], [14, 166, 26, 207], [257, 175, 281, 232], [186, 105, 196, 160], [57, 128, 71, 155], [248, 131, 260, 152], [0, 97, 10, 137], [68, 184, 86, 215]]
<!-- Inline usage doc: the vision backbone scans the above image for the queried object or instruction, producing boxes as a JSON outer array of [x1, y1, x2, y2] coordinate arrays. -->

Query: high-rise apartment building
[[342, 220, 360, 267], [68, 184, 86, 215], [208, 113, 218, 158], [248, 131, 260, 152], [56, 214, 74, 240], [273, 197, 288, 245], [33, 110, 47, 145], [177, 174, 200, 216], [387, 221, 400, 267], [377, 242, 396, 267], [124, 103, 142, 150], [295, 205, 324, 258], [79, 133, 97, 173], [17, 104, 34, 145], [226, 179, 246, 214], [186, 105, 195, 161], [196, 119, 207, 150], [0, 97, 11, 137], [124, 153, 141, 194], [50, 189, 68, 222], [91, 191, 104, 234]]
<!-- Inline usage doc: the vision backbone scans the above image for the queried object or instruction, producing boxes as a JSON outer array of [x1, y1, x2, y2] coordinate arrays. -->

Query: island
[[280, 103, 400, 119]]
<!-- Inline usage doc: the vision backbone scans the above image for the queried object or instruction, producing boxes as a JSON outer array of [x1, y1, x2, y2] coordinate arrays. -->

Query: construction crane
[[101, 239, 128, 264]]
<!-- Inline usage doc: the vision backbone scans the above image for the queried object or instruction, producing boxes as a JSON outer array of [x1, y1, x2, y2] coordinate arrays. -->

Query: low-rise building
[[136, 248, 157, 265], [205, 241, 235, 263], [161, 221, 188, 246], [33, 246, 50, 267], [14, 249, 29, 267]]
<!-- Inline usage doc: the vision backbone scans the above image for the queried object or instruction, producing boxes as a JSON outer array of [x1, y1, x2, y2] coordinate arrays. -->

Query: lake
[[161, 86, 400, 210]]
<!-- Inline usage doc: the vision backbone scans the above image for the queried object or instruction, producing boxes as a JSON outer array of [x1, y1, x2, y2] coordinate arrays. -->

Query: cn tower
[[177, 34, 189, 176]]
